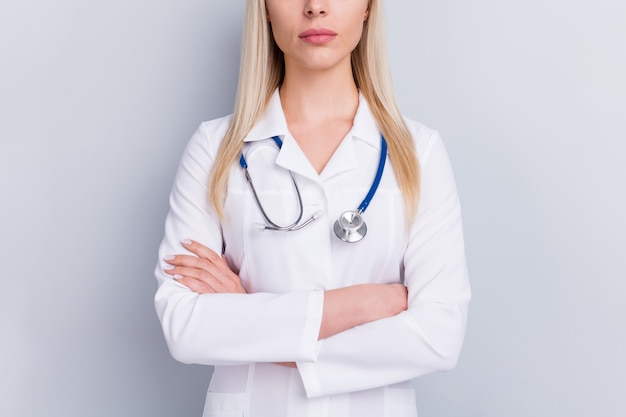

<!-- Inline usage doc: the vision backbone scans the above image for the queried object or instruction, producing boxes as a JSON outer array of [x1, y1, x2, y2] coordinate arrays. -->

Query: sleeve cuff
[[297, 289, 324, 362], [296, 356, 323, 398]]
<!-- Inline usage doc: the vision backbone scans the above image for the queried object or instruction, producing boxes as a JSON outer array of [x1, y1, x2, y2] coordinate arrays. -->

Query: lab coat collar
[[242, 89, 382, 181], [243, 90, 290, 143], [350, 95, 383, 151]]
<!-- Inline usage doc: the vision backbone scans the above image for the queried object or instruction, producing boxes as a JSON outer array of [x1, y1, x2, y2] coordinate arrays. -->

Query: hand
[[319, 283, 408, 340], [274, 362, 297, 368], [164, 239, 246, 294], [369, 283, 408, 319]]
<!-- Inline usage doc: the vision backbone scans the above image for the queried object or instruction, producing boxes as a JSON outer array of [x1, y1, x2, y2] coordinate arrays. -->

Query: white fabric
[[154, 90, 471, 417]]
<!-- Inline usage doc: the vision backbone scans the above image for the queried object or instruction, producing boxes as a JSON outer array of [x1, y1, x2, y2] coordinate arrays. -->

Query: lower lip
[[300, 34, 337, 44]]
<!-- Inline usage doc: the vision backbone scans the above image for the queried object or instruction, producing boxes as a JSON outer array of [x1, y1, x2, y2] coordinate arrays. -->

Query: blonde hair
[[210, 0, 420, 225]]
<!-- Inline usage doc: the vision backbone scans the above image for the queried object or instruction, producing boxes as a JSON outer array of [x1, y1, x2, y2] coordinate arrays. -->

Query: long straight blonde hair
[[210, 0, 420, 225]]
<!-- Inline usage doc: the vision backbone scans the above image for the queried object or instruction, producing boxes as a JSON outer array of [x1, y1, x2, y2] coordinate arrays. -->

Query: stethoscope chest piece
[[334, 210, 367, 243]]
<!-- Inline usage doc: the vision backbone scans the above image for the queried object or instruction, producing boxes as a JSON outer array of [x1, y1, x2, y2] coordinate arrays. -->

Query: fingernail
[[164, 255, 175, 261], [173, 274, 183, 280], [164, 264, 175, 271], [182, 238, 192, 245]]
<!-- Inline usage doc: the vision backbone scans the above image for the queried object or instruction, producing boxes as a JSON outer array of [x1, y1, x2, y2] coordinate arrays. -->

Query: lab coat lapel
[[275, 134, 359, 182], [319, 136, 358, 181], [275, 136, 320, 180], [244, 89, 380, 182], [321, 96, 381, 180]]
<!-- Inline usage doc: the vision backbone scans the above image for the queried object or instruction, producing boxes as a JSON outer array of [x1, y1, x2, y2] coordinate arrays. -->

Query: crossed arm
[[163, 238, 409, 342]]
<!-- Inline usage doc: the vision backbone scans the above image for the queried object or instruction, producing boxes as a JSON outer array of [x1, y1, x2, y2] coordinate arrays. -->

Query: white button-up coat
[[155, 91, 471, 417]]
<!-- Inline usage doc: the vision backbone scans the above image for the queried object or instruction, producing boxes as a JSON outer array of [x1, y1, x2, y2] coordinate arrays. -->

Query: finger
[[165, 254, 216, 270], [165, 254, 229, 287], [165, 263, 221, 293], [214, 257, 247, 293], [167, 241, 246, 294], [164, 265, 225, 292], [166, 264, 245, 294], [216, 254, 236, 275], [174, 275, 216, 294], [181, 239, 222, 263], [179, 240, 229, 283]]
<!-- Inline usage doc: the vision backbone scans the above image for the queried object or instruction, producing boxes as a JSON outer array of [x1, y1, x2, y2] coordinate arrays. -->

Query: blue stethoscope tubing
[[239, 135, 387, 242]]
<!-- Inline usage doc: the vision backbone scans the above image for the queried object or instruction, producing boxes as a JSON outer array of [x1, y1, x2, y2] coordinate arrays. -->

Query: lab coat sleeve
[[296, 131, 471, 397], [154, 122, 324, 365]]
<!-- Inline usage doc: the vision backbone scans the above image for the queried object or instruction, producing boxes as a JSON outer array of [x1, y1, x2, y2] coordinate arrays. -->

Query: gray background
[[1, 1, 624, 416]]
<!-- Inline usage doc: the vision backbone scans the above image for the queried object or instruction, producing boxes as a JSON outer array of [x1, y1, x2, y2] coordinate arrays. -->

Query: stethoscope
[[239, 135, 387, 243]]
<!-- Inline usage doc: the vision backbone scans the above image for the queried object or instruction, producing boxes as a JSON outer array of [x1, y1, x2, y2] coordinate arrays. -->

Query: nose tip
[[305, 2, 327, 17]]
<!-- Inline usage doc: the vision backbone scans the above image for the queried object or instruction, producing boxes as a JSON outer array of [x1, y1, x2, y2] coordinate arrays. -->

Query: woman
[[155, 0, 471, 416]]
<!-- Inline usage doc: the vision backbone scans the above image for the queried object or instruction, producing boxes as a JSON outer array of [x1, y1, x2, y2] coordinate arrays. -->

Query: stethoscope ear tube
[[243, 165, 306, 231]]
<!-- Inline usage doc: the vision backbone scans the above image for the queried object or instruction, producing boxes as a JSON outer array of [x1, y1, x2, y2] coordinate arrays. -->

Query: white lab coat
[[154, 90, 471, 417]]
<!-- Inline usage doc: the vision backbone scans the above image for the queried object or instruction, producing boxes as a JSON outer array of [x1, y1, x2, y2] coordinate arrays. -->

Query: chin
[[291, 54, 352, 73]]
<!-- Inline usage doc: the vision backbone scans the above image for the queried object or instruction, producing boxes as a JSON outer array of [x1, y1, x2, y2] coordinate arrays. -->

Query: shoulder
[[173, 114, 234, 177], [183, 115, 232, 166], [185, 114, 234, 158], [199, 113, 233, 138], [402, 117, 445, 165]]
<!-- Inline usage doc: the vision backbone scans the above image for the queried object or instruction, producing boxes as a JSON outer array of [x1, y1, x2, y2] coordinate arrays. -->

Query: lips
[[299, 28, 337, 44]]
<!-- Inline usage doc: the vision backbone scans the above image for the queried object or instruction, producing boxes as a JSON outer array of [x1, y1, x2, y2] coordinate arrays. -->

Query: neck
[[279, 61, 359, 125]]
